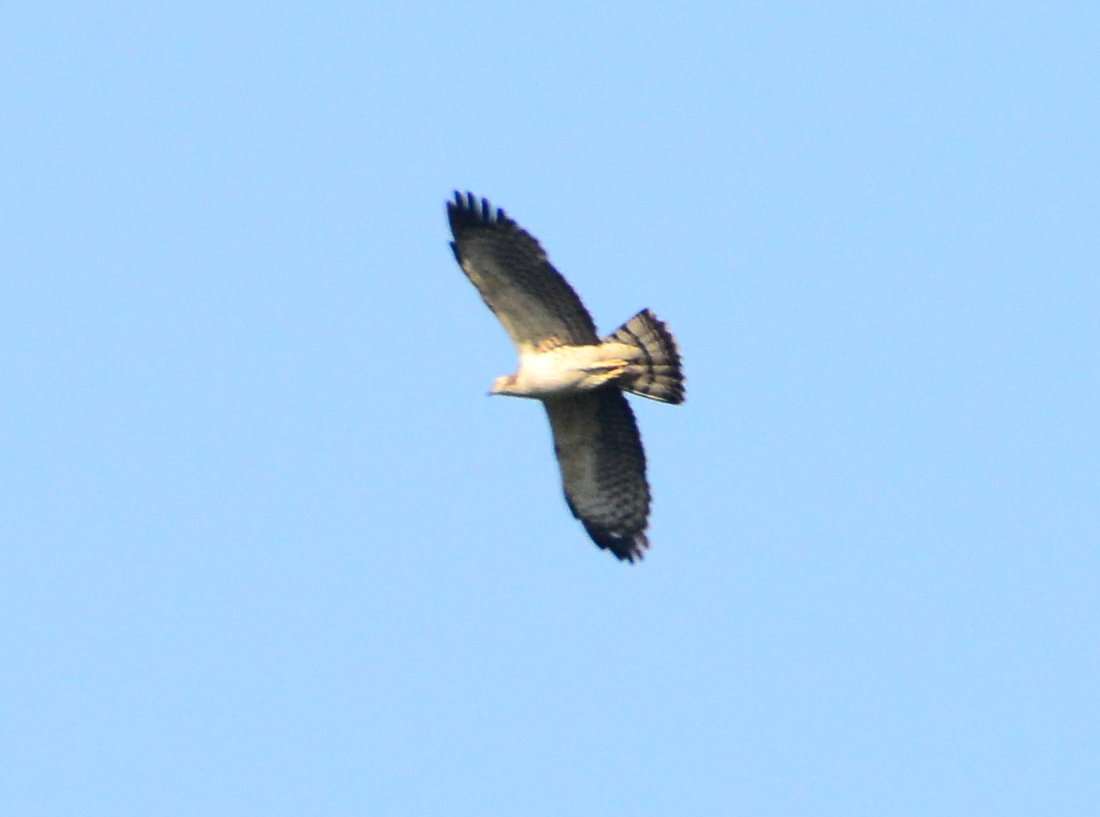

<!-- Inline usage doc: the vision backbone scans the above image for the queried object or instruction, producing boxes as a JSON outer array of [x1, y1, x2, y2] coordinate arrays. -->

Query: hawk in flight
[[447, 192, 685, 561]]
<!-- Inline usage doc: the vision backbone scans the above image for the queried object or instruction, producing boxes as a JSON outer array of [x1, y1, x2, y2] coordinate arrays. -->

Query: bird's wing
[[544, 388, 650, 561], [448, 191, 599, 349]]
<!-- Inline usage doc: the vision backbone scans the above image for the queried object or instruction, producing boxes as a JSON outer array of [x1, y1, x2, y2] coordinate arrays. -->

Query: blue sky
[[3, 3, 1098, 815]]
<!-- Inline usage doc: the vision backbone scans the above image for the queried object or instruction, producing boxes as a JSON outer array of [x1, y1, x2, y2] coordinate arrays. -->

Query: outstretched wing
[[544, 389, 651, 561], [447, 191, 599, 349]]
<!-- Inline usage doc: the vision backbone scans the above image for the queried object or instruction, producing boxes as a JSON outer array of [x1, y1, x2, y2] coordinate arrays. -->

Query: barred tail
[[605, 309, 685, 404]]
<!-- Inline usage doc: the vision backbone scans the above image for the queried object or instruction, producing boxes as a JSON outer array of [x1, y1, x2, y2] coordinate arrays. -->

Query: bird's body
[[447, 192, 684, 561], [494, 342, 638, 398]]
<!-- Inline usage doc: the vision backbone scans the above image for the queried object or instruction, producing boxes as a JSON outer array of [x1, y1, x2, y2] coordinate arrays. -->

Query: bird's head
[[489, 374, 519, 396]]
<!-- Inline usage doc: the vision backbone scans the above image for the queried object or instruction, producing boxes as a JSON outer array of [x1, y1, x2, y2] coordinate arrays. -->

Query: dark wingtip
[[447, 191, 511, 235], [564, 493, 647, 563], [583, 522, 649, 563]]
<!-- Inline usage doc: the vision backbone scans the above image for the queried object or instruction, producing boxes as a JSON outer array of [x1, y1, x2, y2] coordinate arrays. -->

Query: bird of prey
[[447, 192, 685, 562]]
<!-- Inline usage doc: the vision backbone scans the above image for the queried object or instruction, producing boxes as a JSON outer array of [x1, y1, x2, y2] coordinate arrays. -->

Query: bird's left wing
[[448, 192, 599, 349], [544, 388, 651, 561]]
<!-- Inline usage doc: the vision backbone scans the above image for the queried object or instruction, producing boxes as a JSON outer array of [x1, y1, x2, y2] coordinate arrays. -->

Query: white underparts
[[495, 343, 639, 398]]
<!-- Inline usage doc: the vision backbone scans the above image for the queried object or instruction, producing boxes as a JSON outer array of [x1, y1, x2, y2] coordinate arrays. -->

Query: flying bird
[[447, 192, 685, 561]]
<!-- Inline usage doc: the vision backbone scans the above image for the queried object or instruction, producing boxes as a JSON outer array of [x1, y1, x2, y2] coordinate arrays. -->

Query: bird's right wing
[[447, 192, 599, 350]]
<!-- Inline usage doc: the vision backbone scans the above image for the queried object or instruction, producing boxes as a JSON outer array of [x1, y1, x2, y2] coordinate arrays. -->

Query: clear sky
[[3, 3, 1098, 815]]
